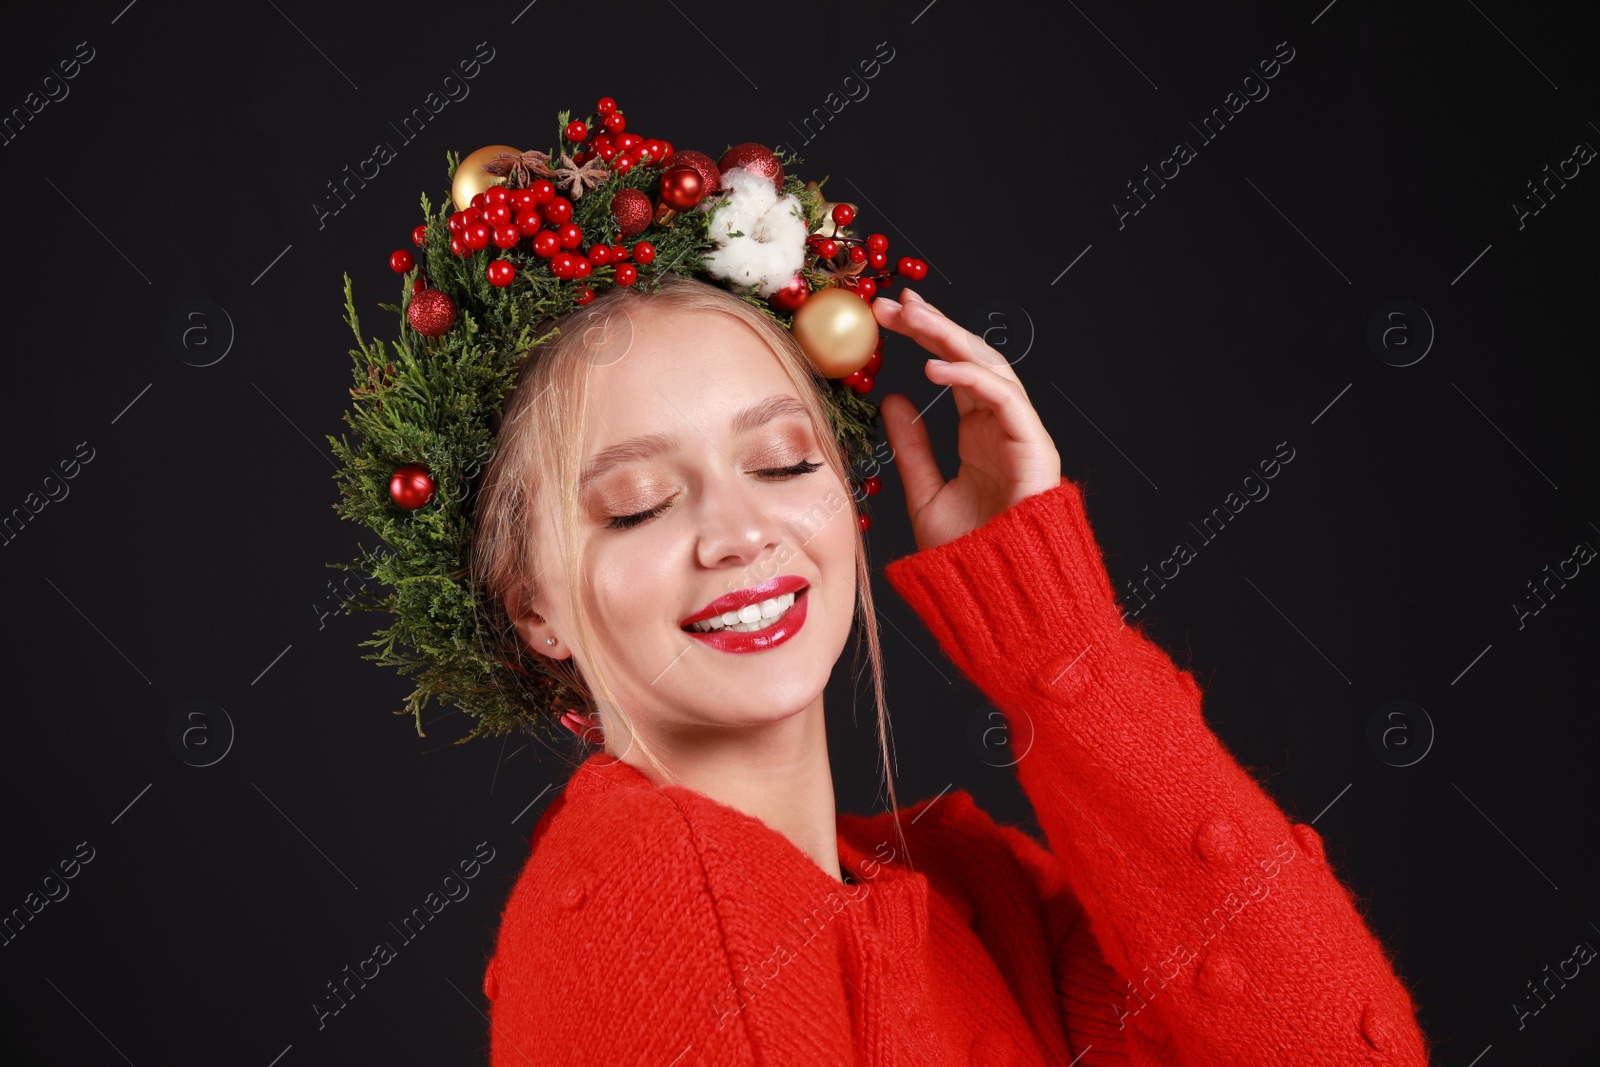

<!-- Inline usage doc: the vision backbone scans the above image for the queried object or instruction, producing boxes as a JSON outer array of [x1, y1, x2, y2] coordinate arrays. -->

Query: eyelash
[[605, 460, 825, 531]]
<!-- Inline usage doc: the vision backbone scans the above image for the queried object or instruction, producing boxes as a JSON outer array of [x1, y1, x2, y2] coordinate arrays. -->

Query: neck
[[609, 695, 843, 883]]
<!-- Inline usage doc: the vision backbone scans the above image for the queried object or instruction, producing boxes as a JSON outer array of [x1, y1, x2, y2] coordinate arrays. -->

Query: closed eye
[[604, 459, 825, 531]]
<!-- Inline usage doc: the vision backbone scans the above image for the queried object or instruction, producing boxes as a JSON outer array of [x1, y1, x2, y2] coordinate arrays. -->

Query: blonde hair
[[470, 274, 908, 856]]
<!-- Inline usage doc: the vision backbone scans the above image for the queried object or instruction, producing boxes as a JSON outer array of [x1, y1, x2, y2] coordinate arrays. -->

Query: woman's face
[[519, 303, 860, 746]]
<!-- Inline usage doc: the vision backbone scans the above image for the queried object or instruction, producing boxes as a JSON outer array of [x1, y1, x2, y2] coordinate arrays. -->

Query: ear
[[509, 590, 571, 661]]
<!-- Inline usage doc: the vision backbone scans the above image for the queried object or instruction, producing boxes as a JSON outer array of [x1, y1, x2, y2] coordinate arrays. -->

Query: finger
[[890, 293, 1022, 385], [924, 359, 1049, 446], [878, 392, 945, 517]]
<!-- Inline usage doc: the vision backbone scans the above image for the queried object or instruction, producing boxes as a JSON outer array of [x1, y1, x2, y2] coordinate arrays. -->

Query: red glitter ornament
[[716, 143, 783, 189], [407, 288, 456, 337], [610, 188, 653, 237], [389, 464, 436, 510], [662, 149, 721, 195]]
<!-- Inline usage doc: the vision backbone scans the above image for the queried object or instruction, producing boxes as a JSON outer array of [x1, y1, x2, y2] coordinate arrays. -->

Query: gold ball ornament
[[452, 145, 521, 211], [790, 287, 878, 378]]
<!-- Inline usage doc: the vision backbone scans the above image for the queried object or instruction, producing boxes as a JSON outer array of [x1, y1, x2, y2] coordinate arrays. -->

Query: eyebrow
[[579, 393, 812, 490]]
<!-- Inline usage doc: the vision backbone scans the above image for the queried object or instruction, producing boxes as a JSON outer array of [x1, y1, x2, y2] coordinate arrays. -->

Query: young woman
[[470, 273, 1432, 1065]]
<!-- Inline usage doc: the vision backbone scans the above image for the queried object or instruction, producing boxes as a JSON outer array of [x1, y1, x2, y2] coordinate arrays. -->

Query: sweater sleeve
[[482, 788, 763, 1067], [882, 476, 1433, 1067]]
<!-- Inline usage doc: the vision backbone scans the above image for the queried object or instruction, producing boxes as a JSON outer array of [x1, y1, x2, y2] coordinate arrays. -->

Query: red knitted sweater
[[481, 476, 1432, 1065]]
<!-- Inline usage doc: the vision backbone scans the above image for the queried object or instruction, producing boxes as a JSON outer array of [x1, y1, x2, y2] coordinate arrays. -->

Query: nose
[[693, 465, 786, 572]]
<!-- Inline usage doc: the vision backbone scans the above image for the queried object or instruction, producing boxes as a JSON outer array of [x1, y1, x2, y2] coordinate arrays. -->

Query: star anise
[[551, 151, 611, 200], [818, 255, 868, 286], [482, 149, 554, 188]]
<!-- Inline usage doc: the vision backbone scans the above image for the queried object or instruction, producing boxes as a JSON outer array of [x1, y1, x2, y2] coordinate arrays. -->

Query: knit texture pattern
[[480, 476, 1433, 1065]]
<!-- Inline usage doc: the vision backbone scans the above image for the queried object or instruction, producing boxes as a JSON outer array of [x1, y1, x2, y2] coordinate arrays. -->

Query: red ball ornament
[[658, 166, 705, 211], [614, 263, 638, 286], [389, 249, 415, 273], [565, 119, 589, 142], [831, 203, 856, 227], [717, 143, 783, 189], [768, 276, 810, 312], [487, 259, 516, 287], [632, 241, 656, 264], [662, 149, 721, 194], [390, 464, 436, 510], [610, 188, 653, 237], [407, 289, 456, 337], [411, 225, 428, 247]]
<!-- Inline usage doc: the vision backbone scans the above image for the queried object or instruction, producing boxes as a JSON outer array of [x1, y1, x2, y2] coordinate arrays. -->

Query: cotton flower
[[700, 166, 809, 297]]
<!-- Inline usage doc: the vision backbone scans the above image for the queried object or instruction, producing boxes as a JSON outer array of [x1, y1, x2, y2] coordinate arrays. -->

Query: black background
[[2, 0, 1596, 1063]]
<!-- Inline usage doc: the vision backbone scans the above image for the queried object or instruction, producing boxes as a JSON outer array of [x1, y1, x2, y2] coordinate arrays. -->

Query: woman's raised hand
[[872, 289, 1062, 551]]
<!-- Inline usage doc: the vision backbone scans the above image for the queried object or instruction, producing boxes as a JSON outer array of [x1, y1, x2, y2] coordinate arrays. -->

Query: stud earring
[[546, 637, 556, 646]]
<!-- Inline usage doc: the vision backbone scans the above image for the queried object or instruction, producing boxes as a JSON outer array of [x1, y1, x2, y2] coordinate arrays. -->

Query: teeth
[[689, 591, 798, 633]]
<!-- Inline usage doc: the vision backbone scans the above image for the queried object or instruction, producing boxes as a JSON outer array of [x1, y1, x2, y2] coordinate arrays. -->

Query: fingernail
[[876, 297, 900, 310], [902, 288, 925, 304]]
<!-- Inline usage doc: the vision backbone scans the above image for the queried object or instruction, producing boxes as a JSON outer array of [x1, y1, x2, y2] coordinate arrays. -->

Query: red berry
[[832, 204, 856, 227], [412, 277, 427, 293], [848, 246, 867, 264], [529, 180, 556, 203], [896, 257, 928, 281], [611, 243, 628, 260], [389, 249, 415, 273], [566, 120, 588, 142], [449, 234, 466, 257], [611, 155, 634, 175], [463, 222, 490, 250], [556, 222, 583, 250], [604, 111, 626, 134], [516, 210, 543, 236], [858, 513, 871, 533], [487, 259, 516, 287], [483, 202, 512, 228], [587, 244, 612, 265], [866, 233, 889, 253], [576, 286, 596, 304], [816, 239, 838, 260], [868, 250, 888, 270], [550, 252, 577, 278], [855, 278, 877, 300], [842, 370, 864, 389], [864, 476, 881, 496], [411, 224, 428, 247], [614, 263, 638, 286], [447, 213, 466, 235], [470, 192, 488, 212], [851, 372, 874, 394], [596, 96, 617, 115], [596, 143, 618, 162], [658, 140, 674, 160], [542, 197, 573, 225], [493, 225, 521, 249], [572, 258, 592, 279], [864, 350, 882, 375], [632, 241, 656, 264], [617, 132, 642, 152], [509, 188, 535, 212], [485, 186, 510, 205], [533, 231, 560, 258]]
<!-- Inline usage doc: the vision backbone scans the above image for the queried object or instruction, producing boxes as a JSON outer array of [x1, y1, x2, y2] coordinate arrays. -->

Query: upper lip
[[680, 575, 809, 629]]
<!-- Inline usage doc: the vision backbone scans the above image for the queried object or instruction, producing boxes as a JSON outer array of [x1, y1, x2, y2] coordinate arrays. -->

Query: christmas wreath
[[328, 94, 928, 746]]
